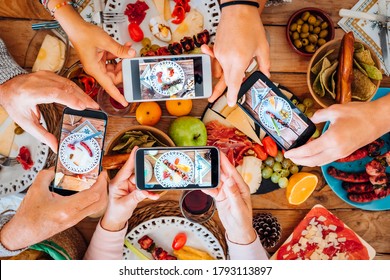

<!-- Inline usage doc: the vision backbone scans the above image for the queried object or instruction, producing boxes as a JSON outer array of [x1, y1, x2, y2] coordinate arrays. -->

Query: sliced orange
[[286, 172, 318, 205]]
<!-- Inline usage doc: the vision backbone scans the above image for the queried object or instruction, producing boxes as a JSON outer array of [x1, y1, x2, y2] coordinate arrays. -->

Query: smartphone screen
[[135, 147, 219, 190], [53, 108, 107, 195], [238, 71, 315, 150], [123, 54, 212, 102]]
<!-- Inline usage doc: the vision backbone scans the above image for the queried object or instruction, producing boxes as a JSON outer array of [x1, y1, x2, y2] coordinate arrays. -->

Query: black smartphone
[[52, 108, 108, 196], [237, 71, 316, 150], [135, 147, 220, 191]]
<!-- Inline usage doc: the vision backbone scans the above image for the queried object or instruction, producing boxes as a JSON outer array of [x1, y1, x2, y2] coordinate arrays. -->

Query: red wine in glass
[[182, 190, 214, 215]]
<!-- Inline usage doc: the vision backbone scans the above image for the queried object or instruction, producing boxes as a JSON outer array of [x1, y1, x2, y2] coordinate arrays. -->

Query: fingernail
[[128, 49, 136, 56]]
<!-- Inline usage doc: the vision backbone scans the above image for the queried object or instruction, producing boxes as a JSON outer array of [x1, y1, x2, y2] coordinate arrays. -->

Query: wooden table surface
[[1, 0, 389, 260]]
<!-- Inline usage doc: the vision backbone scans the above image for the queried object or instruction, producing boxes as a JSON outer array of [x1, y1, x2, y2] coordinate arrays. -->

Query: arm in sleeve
[[0, 211, 28, 257], [0, 39, 27, 85], [226, 231, 269, 260]]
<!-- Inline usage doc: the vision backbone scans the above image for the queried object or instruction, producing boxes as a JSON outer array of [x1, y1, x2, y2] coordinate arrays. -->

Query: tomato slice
[[127, 23, 144, 42], [171, 6, 185, 24], [253, 143, 268, 161], [172, 232, 187, 250], [262, 136, 278, 157]]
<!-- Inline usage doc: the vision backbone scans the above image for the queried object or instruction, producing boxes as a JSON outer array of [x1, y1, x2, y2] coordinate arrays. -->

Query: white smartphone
[[122, 54, 212, 102]]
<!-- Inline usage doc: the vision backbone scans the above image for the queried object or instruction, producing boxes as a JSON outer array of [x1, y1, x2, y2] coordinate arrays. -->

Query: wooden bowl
[[307, 39, 381, 108], [286, 7, 335, 57]]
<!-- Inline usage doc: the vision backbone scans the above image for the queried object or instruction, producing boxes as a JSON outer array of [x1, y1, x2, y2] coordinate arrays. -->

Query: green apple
[[168, 116, 207, 146]]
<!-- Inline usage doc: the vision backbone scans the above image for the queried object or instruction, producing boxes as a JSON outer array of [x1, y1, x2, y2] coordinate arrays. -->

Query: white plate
[[59, 133, 101, 174], [103, 0, 220, 53], [124, 216, 225, 260], [154, 151, 194, 188], [0, 193, 24, 214], [0, 117, 49, 197], [150, 60, 185, 96]]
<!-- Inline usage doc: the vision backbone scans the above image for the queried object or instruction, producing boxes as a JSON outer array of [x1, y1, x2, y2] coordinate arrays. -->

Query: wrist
[[226, 227, 258, 245], [100, 208, 128, 232]]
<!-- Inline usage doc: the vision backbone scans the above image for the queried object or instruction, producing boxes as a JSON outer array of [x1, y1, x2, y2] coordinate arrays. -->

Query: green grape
[[278, 177, 289, 188], [282, 158, 293, 169], [150, 44, 160, 51], [275, 151, 284, 162], [262, 166, 273, 179], [279, 169, 290, 178], [305, 110, 314, 118], [297, 103, 306, 113], [303, 97, 314, 108], [273, 162, 282, 172], [265, 156, 275, 167], [141, 37, 151, 47], [271, 172, 282, 184], [292, 99, 299, 105], [312, 128, 320, 138], [290, 165, 299, 174]]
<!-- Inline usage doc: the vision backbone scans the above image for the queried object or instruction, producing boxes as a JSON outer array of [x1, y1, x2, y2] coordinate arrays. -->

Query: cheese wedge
[[226, 107, 262, 144], [202, 108, 233, 128], [0, 106, 8, 126], [0, 120, 16, 156], [164, 0, 171, 20], [153, 0, 165, 17], [212, 95, 236, 118], [32, 34, 65, 73]]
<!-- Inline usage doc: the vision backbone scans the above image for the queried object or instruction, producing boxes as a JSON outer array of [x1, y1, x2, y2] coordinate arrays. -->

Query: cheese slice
[[32, 34, 65, 73], [164, 0, 171, 20], [0, 106, 8, 126], [239, 156, 262, 194], [0, 120, 16, 156], [226, 107, 262, 144], [153, 0, 165, 18], [202, 108, 233, 128], [212, 95, 236, 117]]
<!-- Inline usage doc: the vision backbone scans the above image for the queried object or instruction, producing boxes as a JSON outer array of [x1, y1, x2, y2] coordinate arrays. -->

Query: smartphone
[[237, 71, 316, 150], [122, 54, 212, 102], [135, 147, 220, 191], [52, 108, 108, 196]]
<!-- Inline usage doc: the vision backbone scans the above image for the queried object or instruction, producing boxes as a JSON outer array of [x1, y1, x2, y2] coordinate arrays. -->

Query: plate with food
[[153, 150, 194, 188], [271, 204, 376, 260], [0, 106, 49, 197], [149, 60, 185, 95], [59, 133, 101, 174], [103, 0, 220, 56], [259, 96, 293, 132], [124, 216, 225, 260], [201, 86, 305, 195], [321, 88, 390, 211]]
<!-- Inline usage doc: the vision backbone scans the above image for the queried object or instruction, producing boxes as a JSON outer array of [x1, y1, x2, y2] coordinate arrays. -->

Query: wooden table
[[1, 0, 389, 260]]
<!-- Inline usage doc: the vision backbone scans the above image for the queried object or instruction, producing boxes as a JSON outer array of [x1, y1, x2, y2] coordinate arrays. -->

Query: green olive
[[300, 32, 309, 39], [150, 44, 160, 51], [319, 29, 329, 38], [301, 23, 309, 33], [307, 15, 317, 25], [14, 126, 24, 135], [292, 31, 300, 40], [320, 21, 329, 30], [309, 24, 314, 32], [294, 39, 303, 49], [313, 26, 321, 34], [141, 38, 151, 47], [296, 24, 302, 33], [317, 38, 327, 46], [308, 34, 318, 44], [314, 19, 321, 27], [297, 18, 304, 25], [305, 44, 316, 53], [290, 23, 298, 32], [301, 11, 311, 21], [301, 38, 309, 46]]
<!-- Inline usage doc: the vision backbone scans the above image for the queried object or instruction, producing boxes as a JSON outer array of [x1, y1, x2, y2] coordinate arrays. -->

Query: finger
[[310, 109, 333, 124], [201, 188, 219, 198], [286, 150, 334, 167], [123, 189, 147, 206], [35, 169, 55, 188], [200, 44, 215, 58], [256, 53, 271, 78], [208, 75, 227, 103], [112, 147, 138, 184], [284, 135, 328, 160], [92, 70, 128, 107], [225, 65, 246, 107], [142, 190, 160, 200], [19, 118, 58, 152], [220, 152, 246, 188], [103, 38, 135, 59]]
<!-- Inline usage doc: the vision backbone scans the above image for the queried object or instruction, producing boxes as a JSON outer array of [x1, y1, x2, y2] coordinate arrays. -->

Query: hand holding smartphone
[[237, 71, 316, 150], [52, 108, 108, 196], [122, 54, 212, 102], [135, 147, 220, 191]]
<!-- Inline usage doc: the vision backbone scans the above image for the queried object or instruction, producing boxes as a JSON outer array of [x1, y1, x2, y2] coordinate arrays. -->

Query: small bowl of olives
[[286, 8, 335, 57]]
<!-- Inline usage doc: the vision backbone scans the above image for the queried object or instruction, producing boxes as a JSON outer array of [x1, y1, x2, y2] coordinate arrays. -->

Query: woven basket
[[127, 200, 228, 257]]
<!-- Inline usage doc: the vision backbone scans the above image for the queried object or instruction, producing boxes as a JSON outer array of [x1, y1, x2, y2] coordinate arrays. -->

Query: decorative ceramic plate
[[0, 117, 49, 197], [322, 88, 390, 211], [150, 60, 185, 96], [124, 216, 225, 260], [154, 151, 194, 188], [259, 96, 292, 131], [59, 133, 101, 174], [103, 0, 221, 53]]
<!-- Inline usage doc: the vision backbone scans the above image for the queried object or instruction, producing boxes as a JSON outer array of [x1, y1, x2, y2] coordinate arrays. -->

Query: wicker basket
[[127, 200, 228, 257]]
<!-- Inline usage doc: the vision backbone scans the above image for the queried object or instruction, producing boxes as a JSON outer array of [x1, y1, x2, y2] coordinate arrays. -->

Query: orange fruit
[[166, 99, 192, 116], [286, 172, 318, 205], [135, 102, 162, 126]]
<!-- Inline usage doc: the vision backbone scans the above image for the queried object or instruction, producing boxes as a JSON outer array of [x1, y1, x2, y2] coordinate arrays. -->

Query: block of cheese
[[32, 34, 65, 73], [226, 107, 262, 144], [0, 106, 8, 126], [0, 121, 16, 156]]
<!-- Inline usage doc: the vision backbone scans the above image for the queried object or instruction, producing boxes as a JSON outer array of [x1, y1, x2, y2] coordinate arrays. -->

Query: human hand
[[67, 22, 135, 107], [101, 147, 160, 232], [0, 71, 98, 152], [202, 152, 256, 244], [214, 4, 270, 106], [284, 100, 390, 167], [0, 169, 108, 251]]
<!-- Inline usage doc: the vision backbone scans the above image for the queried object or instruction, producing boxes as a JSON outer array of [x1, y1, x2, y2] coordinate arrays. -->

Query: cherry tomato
[[128, 23, 144, 42], [172, 232, 187, 250], [253, 143, 268, 161], [171, 6, 185, 24], [262, 136, 278, 157]]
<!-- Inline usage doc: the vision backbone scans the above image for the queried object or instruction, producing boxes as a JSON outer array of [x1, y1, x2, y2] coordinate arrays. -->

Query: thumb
[[201, 44, 215, 58], [105, 38, 135, 59], [124, 190, 147, 207], [310, 108, 332, 124], [93, 72, 128, 107]]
